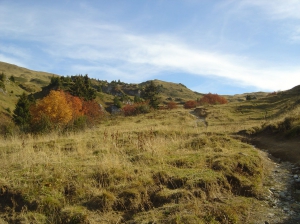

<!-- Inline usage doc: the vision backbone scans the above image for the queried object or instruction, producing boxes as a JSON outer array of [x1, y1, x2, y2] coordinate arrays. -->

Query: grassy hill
[[0, 62, 205, 116], [1, 61, 300, 223], [0, 62, 57, 115], [140, 79, 203, 103]]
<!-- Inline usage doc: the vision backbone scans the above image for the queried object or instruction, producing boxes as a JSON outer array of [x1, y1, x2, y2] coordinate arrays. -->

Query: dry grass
[[0, 109, 269, 223]]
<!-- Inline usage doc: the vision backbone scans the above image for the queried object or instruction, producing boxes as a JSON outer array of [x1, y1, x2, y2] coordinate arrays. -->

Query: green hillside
[[0, 62, 57, 115], [0, 62, 205, 116], [140, 79, 203, 103]]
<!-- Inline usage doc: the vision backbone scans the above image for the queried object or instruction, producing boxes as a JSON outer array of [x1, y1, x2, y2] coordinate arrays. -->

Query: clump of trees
[[13, 90, 103, 133], [122, 81, 161, 116]]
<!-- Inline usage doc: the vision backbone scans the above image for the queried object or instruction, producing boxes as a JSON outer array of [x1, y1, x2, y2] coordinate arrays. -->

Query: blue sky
[[1, 0, 300, 94]]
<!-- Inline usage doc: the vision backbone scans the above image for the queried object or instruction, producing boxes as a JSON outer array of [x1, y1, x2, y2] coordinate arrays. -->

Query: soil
[[250, 133, 300, 165]]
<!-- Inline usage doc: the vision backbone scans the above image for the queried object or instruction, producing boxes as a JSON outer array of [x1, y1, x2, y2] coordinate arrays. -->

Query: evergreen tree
[[142, 81, 160, 109], [49, 76, 62, 88], [9, 75, 15, 83], [113, 96, 122, 108], [70, 75, 96, 101], [13, 92, 32, 131], [134, 95, 143, 103], [0, 72, 6, 82]]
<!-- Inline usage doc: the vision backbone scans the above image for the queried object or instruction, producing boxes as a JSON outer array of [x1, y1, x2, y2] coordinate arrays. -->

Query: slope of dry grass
[[0, 109, 270, 223], [0, 62, 56, 115]]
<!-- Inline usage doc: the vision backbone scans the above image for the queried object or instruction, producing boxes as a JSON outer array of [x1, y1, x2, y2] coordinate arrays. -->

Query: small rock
[[279, 192, 286, 198], [283, 207, 290, 212], [294, 174, 299, 179]]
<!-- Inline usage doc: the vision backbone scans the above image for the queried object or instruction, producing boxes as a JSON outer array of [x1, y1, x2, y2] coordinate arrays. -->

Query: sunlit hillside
[[0, 108, 271, 223], [0, 62, 300, 223]]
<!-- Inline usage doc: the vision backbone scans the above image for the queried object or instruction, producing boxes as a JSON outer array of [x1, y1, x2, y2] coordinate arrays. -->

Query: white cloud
[[240, 0, 300, 42], [242, 0, 300, 20], [0, 1, 300, 92]]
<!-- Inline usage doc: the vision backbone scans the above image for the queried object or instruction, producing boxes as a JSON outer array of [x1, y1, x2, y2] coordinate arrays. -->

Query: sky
[[1, 0, 300, 95]]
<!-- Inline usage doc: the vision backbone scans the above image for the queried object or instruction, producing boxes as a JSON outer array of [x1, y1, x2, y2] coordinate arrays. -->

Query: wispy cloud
[[240, 0, 300, 42], [0, 1, 299, 92], [241, 0, 300, 20]]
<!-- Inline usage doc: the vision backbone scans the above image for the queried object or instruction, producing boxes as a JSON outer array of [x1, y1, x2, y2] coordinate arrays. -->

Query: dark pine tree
[[142, 81, 160, 109], [13, 92, 32, 131]]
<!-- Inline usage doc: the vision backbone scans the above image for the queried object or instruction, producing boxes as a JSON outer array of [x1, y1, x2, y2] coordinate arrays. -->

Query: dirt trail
[[250, 134, 300, 165], [247, 134, 300, 223], [191, 109, 300, 223]]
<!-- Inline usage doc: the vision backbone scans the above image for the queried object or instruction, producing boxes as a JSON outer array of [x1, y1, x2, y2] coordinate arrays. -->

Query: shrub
[[199, 93, 227, 105], [184, 100, 197, 109], [122, 102, 150, 116], [123, 104, 136, 116], [167, 101, 177, 109]]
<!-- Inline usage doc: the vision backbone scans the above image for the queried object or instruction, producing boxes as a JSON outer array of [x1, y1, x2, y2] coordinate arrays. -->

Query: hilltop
[[0, 62, 205, 116]]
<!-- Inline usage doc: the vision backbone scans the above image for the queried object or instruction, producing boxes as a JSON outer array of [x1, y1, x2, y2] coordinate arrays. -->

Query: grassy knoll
[[202, 85, 300, 163], [0, 109, 270, 223], [0, 62, 56, 115]]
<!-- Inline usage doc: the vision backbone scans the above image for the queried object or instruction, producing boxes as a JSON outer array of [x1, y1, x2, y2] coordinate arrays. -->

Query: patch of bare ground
[[250, 133, 300, 165]]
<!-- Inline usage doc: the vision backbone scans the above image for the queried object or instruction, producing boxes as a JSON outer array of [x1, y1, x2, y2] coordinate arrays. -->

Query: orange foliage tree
[[199, 93, 227, 105], [30, 90, 73, 126], [184, 100, 197, 109], [65, 92, 84, 120], [30, 90, 104, 131]]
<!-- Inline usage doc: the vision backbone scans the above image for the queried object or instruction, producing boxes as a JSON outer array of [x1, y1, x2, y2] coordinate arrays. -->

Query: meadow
[[0, 108, 272, 224], [1, 61, 300, 223]]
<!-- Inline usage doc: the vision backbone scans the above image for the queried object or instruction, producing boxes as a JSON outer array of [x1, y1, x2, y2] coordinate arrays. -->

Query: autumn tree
[[30, 90, 73, 127], [13, 92, 32, 131], [64, 92, 84, 120], [82, 100, 103, 122], [142, 81, 160, 109]]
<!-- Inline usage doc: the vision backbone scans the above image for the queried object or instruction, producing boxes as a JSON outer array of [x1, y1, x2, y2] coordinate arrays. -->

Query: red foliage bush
[[122, 102, 150, 116], [122, 104, 136, 116], [167, 101, 177, 109], [198, 93, 227, 105], [82, 100, 104, 121], [184, 100, 197, 109]]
